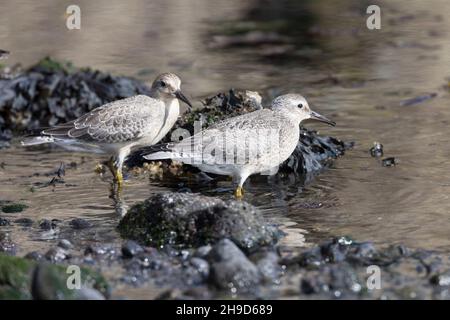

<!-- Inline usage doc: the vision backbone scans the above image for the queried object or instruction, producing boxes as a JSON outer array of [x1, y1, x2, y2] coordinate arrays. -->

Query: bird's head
[[151, 72, 192, 109], [271, 94, 335, 126]]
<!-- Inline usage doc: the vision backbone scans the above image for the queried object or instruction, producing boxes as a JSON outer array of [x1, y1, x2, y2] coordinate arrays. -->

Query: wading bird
[[22, 73, 192, 190], [143, 94, 335, 198]]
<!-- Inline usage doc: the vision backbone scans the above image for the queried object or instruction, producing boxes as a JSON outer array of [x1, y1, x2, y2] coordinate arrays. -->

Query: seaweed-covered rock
[[1, 202, 28, 213], [117, 192, 280, 252], [0, 253, 109, 299]]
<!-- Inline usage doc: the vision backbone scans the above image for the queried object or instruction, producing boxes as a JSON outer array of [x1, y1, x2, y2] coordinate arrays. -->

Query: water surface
[[1, 0, 450, 292]]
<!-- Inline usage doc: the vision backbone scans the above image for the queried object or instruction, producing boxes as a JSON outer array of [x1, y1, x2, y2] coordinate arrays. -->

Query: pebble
[[121, 240, 144, 258], [70, 218, 92, 230]]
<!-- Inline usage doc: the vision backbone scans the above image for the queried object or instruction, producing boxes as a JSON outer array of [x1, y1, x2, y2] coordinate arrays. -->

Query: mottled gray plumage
[[41, 95, 164, 145], [144, 94, 335, 197]]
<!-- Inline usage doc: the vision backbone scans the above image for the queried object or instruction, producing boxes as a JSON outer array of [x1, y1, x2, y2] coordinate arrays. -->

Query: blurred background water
[[1, 0, 450, 260]]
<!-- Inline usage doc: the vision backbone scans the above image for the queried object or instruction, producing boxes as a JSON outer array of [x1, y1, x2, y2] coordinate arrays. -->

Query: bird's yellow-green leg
[[107, 156, 123, 191], [116, 168, 124, 191], [234, 185, 244, 199]]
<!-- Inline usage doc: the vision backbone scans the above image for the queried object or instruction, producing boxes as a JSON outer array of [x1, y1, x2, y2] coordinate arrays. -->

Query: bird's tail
[[141, 142, 176, 160], [21, 136, 105, 153], [21, 136, 54, 146]]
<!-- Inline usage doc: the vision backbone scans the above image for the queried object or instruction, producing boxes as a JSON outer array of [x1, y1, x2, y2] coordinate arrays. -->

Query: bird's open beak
[[310, 111, 336, 126], [175, 90, 193, 110]]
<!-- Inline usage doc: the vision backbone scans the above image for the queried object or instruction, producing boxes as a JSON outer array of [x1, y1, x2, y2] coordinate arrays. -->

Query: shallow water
[[1, 0, 450, 296]]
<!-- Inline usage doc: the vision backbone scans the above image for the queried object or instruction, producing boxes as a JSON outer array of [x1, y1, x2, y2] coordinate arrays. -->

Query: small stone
[[121, 240, 144, 258], [45, 247, 68, 262], [84, 244, 112, 256], [207, 239, 261, 292], [57, 239, 73, 250], [1, 203, 28, 213], [0, 217, 10, 226], [70, 218, 92, 229], [14, 218, 34, 226], [370, 142, 383, 157], [251, 250, 282, 282], [24, 251, 44, 261], [190, 257, 210, 278], [0, 232, 17, 255], [382, 157, 397, 167], [39, 219, 58, 230], [194, 245, 212, 258]]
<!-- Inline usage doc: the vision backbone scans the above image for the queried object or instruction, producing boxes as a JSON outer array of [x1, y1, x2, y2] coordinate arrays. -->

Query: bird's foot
[[234, 186, 244, 199], [95, 163, 106, 175], [107, 156, 124, 191]]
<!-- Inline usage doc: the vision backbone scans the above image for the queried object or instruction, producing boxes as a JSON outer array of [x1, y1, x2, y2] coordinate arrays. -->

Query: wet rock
[[31, 262, 109, 300], [24, 251, 44, 261], [118, 192, 280, 251], [189, 257, 210, 279], [57, 239, 73, 250], [400, 93, 437, 106], [280, 129, 347, 174], [39, 218, 58, 230], [0, 253, 109, 299], [250, 249, 283, 282], [84, 244, 115, 256], [14, 217, 34, 227], [194, 245, 212, 258], [0, 217, 10, 226], [0, 232, 16, 255], [44, 247, 69, 262], [370, 142, 384, 157], [382, 157, 397, 167], [70, 218, 92, 230], [0, 49, 9, 59], [1, 202, 28, 213], [121, 240, 144, 258], [207, 239, 261, 293], [300, 263, 362, 298]]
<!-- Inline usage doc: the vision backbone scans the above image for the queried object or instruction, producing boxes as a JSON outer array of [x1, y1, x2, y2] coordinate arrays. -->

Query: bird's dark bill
[[310, 111, 336, 126], [175, 90, 193, 109]]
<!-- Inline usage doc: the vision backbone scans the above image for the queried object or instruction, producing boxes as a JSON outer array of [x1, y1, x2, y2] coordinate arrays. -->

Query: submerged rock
[[118, 192, 280, 252], [207, 239, 261, 293], [1, 202, 28, 213], [382, 157, 397, 167], [69, 218, 92, 230]]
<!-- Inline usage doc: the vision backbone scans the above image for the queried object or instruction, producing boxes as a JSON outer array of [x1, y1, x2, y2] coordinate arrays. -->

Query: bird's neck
[[151, 98, 180, 144], [274, 107, 303, 126]]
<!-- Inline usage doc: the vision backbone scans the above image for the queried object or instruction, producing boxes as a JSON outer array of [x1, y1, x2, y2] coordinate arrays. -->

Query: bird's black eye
[[298, 103, 304, 109], [160, 81, 166, 87]]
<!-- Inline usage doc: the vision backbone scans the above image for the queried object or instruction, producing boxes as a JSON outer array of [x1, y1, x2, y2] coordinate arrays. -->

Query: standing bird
[[143, 94, 335, 198], [22, 73, 192, 190]]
